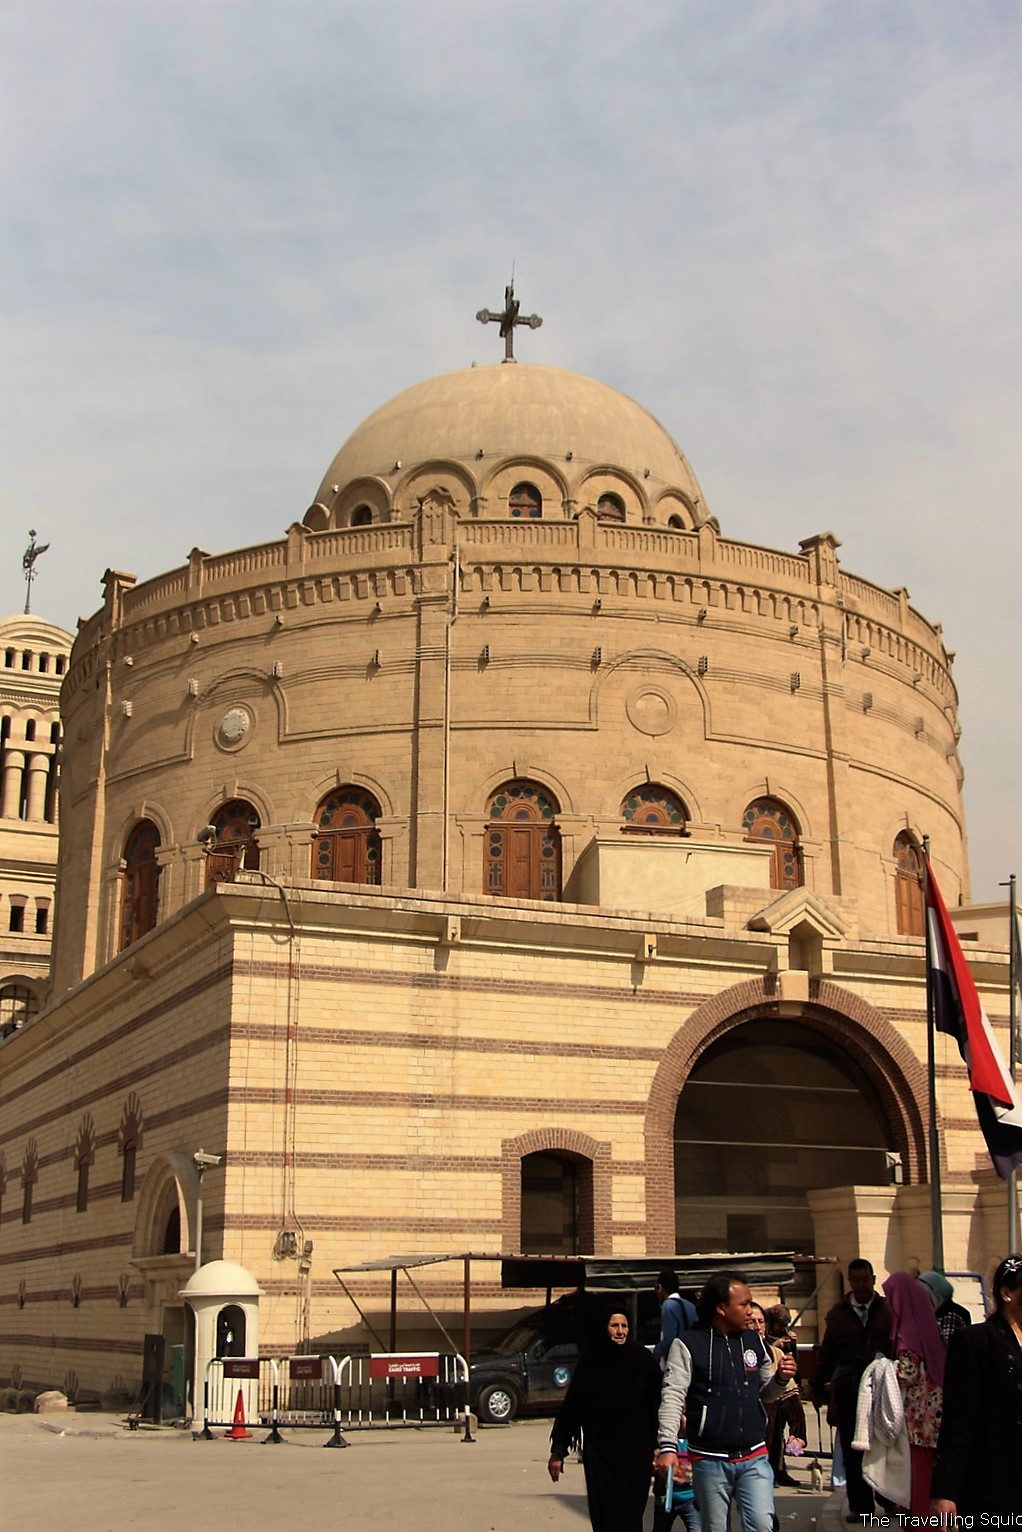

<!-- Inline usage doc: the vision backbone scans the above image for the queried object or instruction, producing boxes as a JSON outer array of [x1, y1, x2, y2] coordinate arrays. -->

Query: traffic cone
[[226, 1387, 252, 1439]]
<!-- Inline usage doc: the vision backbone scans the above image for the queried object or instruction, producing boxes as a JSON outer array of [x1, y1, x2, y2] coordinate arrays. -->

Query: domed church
[[0, 305, 1010, 1404]]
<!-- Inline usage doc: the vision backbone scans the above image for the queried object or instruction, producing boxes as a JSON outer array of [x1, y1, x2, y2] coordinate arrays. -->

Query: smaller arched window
[[894, 833, 925, 937], [508, 483, 542, 518], [350, 505, 373, 526], [205, 800, 260, 888], [667, 515, 685, 529], [621, 784, 688, 834], [743, 797, 803, 890], [312, 787, 382, 885], [596, 492, 626, 522], [0, 983, 40, 1040], [485, 781, 562, 901], [121, 820, 161, 949]]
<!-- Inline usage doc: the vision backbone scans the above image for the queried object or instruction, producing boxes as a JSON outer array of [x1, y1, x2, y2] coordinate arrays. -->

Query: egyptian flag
[[926, 858, 1022, 1179]]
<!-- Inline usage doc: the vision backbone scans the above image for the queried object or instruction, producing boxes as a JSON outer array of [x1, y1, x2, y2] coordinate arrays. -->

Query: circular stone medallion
[[625, 687, 677, 737], [215, 705, 253, 751]]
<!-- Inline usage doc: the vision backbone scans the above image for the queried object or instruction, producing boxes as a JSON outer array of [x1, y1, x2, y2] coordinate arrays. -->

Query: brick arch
[[643, 977, 929, 1253], [502, 1127, 611, 1255]]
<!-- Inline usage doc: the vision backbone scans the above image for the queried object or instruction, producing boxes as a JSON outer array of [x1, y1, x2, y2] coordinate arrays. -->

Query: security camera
[[197, 825, 217, 845], [193, 1150, 222, 1171]]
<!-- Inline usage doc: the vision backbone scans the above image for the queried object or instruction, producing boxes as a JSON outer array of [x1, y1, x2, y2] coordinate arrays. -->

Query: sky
[[1, 0, 1018, 901]]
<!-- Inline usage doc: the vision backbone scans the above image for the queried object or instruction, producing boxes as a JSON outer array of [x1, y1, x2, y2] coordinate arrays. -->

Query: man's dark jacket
[[813, 1293, 893, 1404]]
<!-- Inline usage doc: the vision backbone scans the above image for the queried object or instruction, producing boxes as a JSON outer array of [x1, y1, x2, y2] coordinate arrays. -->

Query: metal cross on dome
[[476, 281, 542, 363]]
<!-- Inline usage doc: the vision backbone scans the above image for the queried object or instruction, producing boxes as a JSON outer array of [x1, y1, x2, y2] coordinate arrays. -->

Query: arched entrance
[[672, 1017, 892, 1253], [643, 978, 928, 1257]]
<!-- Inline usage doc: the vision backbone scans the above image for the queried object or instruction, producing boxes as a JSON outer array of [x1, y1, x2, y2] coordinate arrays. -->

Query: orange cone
[[227, 1386, 252, 1439]]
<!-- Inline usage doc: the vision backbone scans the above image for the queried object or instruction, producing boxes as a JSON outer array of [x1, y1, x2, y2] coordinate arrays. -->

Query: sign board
[[222, 1358, 260, 1379], [289, 1357, 324, 1381], [369, 1353, 440, 1380]]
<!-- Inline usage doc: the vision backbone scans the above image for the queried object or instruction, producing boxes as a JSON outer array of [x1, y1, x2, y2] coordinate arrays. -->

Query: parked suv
[[469, 1290, 662, 1424]]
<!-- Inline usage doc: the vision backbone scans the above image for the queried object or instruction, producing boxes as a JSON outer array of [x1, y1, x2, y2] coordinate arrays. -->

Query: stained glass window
[[312, 787, 382, 885], [205, 800, 260, 888], [621, 784, 687, 833], [894, 833, 924, 937], [596, 492, 626, 522], [508, 483, 542, 518], [743, 797, 803, 889], [121, 819, 161, 948], [485, 781, 561, 901]]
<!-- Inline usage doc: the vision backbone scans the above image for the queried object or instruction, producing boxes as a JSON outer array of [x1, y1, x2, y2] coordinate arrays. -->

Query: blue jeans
[[692, 1454, 775, 1532]]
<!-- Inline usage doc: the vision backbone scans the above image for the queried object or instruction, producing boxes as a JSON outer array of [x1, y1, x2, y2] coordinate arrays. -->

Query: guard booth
[[180, 1260, 262, 1426]]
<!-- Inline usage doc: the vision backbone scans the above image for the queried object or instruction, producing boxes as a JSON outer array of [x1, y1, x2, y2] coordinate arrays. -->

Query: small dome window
[[668, 514, 685, 530], [621, 784, 688, 834], [596, 493, 625, 522], [508, 483, 542, 518], [350, 505, 373, 527]]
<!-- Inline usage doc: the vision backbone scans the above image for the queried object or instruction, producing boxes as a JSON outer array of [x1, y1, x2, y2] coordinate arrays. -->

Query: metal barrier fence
[[336, 1352, 471, 1432], [198, 1356, 348, 1446], [198, 1352, 473, 1443]]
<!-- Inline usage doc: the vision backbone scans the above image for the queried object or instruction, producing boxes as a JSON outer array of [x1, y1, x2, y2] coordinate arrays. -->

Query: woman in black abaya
[[547, 1307, 663, 1532]]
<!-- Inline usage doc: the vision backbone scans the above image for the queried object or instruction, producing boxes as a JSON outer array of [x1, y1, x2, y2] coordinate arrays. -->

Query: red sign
[[222, 1358, 260, 1379], [289, 1357, 323, 1381], [369, 1354, 440, 1380]]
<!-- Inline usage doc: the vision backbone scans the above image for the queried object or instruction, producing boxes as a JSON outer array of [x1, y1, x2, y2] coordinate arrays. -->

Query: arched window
[[596, 492, 625, 522], [743, 797, 803, 889], [520, 1151, 593, 1255], [351, 505, 373, 526], [485, 781, 562, 901], [312, 787, 382, 885], [204, 800, 260, 888], [668, 514, 685, 530], [894, 833, 925, 937], [121, 819, 161, 950], [508, 482, 542, 518], [621, 784, 687, 834], [0, 983, 40, 1040]]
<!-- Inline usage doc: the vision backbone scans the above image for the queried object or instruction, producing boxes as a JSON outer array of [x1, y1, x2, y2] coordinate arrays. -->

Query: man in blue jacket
[[656, 1270, 795, 1532], [654, 1267, 698, 1364]]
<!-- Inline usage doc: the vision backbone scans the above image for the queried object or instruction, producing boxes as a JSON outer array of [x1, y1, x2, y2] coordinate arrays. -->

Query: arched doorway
[[672, 1018, 893, 1253]]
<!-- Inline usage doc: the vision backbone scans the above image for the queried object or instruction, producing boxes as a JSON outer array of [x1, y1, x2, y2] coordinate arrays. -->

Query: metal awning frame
[[332, 1251, 837, 1367]]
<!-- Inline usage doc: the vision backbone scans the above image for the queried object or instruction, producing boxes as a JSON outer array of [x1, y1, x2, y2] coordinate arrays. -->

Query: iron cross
[[476, 281, 542, 362], [22, 529, 50, 615]]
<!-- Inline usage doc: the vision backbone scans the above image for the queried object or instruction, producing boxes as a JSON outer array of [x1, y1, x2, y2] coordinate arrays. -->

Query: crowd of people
[[545, 1253, 1022, 1532]]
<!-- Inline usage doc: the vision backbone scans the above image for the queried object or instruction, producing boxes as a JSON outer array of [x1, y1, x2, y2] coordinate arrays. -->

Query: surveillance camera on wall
[[193, 1150, 222, 1170], [197, 825, 217, 845]]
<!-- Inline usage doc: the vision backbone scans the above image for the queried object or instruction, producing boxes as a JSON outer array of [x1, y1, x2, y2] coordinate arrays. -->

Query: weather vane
[[22, 529, 49, 615], [476, 279, 542, 363]]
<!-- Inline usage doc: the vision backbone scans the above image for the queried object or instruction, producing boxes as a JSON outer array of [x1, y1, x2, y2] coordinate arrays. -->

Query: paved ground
[[2, 1409, 859, 1531]]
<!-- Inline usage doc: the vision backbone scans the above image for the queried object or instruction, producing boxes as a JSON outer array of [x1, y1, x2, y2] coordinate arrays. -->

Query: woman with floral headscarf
[[882, 1271, 945, 1515]]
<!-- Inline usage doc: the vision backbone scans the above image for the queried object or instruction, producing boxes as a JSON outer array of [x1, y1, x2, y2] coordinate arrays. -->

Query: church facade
[[0, 359, 1010, 1404]]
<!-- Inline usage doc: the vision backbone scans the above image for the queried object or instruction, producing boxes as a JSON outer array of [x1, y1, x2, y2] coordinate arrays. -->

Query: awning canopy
[[499, 1253, 804, 1291]]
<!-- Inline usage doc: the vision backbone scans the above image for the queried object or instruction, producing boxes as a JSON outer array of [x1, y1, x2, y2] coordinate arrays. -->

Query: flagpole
[[923, 837, 945, 1269], [1006, 872, 1019, 1250]]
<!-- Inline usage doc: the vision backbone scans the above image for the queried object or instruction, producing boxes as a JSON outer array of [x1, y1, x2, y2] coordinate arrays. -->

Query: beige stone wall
[[0, 615, 72, 1028], [51, 512, 965, 994], [2, 879, 1010, 1399]]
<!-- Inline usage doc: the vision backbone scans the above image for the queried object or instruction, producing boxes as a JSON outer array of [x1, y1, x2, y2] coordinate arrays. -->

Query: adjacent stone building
[[0, 360, 1011, 1405], [0, 615, 71, 1041]]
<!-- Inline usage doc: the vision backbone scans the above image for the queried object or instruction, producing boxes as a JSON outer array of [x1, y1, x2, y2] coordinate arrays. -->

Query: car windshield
[[486, 1321, 547, 1356]]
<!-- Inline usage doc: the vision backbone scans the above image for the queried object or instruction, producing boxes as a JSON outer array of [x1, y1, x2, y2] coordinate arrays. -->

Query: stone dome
[[313, 363, 709, 516]]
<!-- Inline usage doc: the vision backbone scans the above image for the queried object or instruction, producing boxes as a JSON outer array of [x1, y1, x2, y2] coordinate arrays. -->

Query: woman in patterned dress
[[882, 1272, 946, 1515]]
